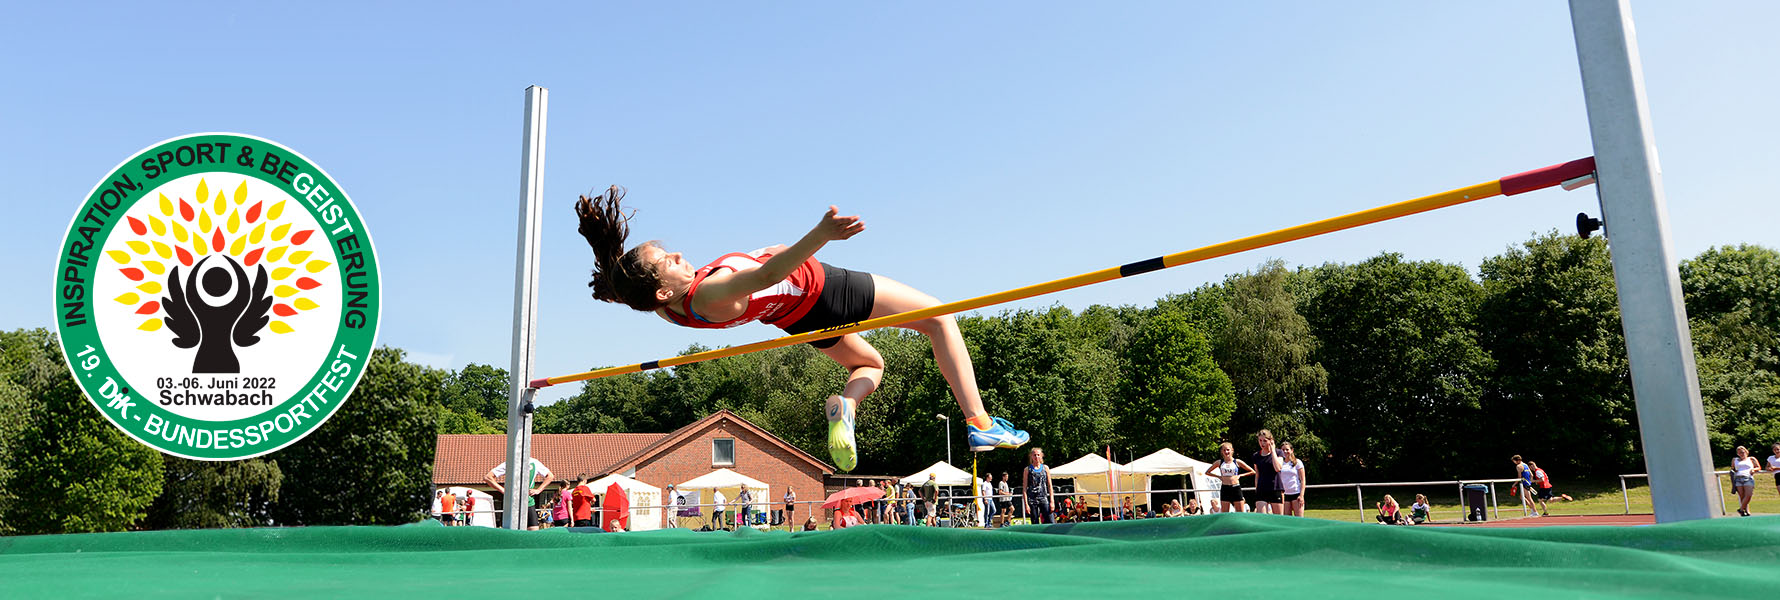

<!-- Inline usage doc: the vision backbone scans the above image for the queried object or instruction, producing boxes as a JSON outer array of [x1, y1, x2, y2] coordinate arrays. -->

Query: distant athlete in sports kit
[[572, 186, 1029, 471]]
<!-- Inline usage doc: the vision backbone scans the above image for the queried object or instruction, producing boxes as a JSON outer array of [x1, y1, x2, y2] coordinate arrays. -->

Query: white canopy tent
[[900, 461, 978, 487], [585, 474, 663, 531], [1049, 453, 1148, 509], [675, 468, 769, 529], [439, 487, 497, 528], [1125, 448, 1221, 508]]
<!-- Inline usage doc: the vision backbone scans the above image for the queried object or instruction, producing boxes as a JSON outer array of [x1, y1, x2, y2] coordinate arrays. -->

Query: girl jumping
[[572, 186, 1029, 472]]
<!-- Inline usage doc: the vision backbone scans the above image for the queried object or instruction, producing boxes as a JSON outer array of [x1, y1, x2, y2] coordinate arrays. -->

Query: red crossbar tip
[[528, 377, 553, 389], [1499, 157, 1596, 196]]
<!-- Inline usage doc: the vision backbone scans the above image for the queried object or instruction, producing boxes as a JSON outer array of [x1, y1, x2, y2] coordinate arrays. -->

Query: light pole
[[936, 414, 951, 465]]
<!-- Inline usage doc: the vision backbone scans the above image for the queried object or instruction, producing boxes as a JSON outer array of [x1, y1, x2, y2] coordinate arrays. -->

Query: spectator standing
[[1768, 443, 1780, 501], [1023, 447, 1056, 524], [1278, 442, 1306, 517], [1250, 430, 1286, 515], [553, 483, 573, 527], [484, 457, 554, 531], [462, 491, 476, 526], [997, 472, 1014, 524], [1731, 446, 1759, 517], [976, 474, 994, 527], [922, 474, 940, 526], [712, 488, 727, 530], [902, 484, 917, 525], [431, 490, 444, 523], [571, 475, 596, 527], [781, 487, 796, 529], [1204, 442, 1254, 513], [442, 489, 460, 526], [736, 486, 753, 529]]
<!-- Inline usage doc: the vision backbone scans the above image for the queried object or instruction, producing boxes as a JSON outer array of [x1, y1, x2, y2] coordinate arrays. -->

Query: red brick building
[[433, 410, 834, 527]]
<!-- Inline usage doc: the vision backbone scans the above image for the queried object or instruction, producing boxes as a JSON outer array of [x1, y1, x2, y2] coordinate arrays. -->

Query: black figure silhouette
[[162, 255, 274, 373]]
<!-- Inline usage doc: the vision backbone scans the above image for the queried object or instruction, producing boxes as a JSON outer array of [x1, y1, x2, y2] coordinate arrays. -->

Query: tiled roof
[[607, 409, 834, 475], [432, 433, 666, 485]]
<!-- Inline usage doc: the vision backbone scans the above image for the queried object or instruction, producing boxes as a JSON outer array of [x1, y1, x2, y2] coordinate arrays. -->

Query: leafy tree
[[1215, 260, 1329, 467], [145, 457, 281, 529], [1478, 232, 1633, 474], [1681, 244, 1780, 455], [434, 363, 509, 434], [1301, 254, 1492, 480], [269, 347, 440, 525], [1120, 310, 1235, 457], [0, 329, 164, 534], [967, 307, 1120, 473]]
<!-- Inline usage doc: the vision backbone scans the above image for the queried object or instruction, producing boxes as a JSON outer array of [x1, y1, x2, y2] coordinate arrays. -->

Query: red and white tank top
[[661, 250, 825, 330]]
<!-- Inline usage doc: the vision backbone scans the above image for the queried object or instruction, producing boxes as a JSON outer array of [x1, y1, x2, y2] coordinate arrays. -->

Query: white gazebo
[[585, 474, 663, 531], [674, 468, 770, 529], [1050, 453, 1148, 509], [1125, 448, 1220, 508], [900, 461, 977, 487]]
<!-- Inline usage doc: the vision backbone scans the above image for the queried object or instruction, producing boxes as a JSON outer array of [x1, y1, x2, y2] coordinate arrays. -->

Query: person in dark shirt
[[1250, 429, 1286, 514], [1022, 447, 1055, 524]]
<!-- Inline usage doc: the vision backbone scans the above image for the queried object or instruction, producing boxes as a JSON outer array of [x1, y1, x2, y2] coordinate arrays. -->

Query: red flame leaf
[[243, 247, 264, 266], [246, 202, 262, 223], [296, 277, 321, 290], [179, 199, 194, 221], [211, 229, 225, 253], [121, 268, 144, 281], [176, 246, 194, 266], [291, 230, 314, 245], [273, 304, 297, 317], [137, 301, 161, 315], [127, 217, 146, 236]]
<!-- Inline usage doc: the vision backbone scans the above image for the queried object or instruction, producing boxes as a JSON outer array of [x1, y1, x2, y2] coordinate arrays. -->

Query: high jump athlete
[[572, 186, 1029, 472]]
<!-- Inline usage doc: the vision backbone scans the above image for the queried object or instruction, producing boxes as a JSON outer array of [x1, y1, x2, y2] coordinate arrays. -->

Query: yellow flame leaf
[[269, 321, 294, 334], [115, 292, 140, 304], [149, 216, 167, 236], [107, 250, 131, 264], [294, 298, 319, 311], [199, 211, 212, 232], [159, 193, 174, 217], [250, 223, 266, 244], [271, 223, 290, 241], [196, 179, 209, 210], [173, 222, 189, 242], [152, 241, 172, 259], [213, 190, 226, 216], [138, 281, 163, 294], [229, 236, 246, 256], [227, 210, 240, 234], [139, 319, 163, 332], [305, 260, 331, 273], [268, 201, 286, 220], [194, 237, 209, 255], [271, 267, 294, 280], [234, 181, 249, 205], [143, 260, 165, 275], [288, 250, 312, 264], [267, 246, 287, 262], [127, 241, 150, 255], [274, 285, 298, 298]]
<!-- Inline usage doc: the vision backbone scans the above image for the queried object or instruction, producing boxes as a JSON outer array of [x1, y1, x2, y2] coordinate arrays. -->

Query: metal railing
[[1618, 470, 1775, 516]]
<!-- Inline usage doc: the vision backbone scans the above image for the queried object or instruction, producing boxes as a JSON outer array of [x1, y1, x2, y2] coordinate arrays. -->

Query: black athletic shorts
[[781, 263, 875, 349], [1255, 490, 1284, 504], [1283, 493, 1302, 502], [1220, 484, 1246, 503]]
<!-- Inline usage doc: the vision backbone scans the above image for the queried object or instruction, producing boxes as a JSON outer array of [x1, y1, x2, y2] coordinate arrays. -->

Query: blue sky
[[4, 2, 1775, 406]]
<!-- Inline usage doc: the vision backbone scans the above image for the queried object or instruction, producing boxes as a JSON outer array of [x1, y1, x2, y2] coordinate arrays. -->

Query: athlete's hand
[[816, 205, 865, 241]]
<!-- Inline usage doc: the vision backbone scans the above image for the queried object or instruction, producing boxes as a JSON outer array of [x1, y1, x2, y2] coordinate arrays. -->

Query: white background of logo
[[94, 173, 342, 422]]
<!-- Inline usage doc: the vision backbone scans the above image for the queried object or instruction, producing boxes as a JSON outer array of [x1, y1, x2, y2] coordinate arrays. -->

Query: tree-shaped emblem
[[107, 178, 330, 373]]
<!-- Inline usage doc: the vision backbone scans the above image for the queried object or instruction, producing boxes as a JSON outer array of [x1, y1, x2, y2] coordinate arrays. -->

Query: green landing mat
[[3, 514, 1777, 598]]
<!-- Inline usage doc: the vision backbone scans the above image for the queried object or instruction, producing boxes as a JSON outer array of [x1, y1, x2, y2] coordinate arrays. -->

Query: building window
[[712, 438, 735, 466]]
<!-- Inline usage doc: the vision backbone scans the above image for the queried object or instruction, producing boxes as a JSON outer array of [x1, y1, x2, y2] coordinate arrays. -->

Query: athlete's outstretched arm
[[701, 206, 862, 301]]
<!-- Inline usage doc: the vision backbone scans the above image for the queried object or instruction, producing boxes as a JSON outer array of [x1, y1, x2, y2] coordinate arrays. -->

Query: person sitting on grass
[[1163, 499, 1185, 517], [1410, 494, 1430, 525], [1375, 494, 1406, 525], [1185, 497, 1203, 515]]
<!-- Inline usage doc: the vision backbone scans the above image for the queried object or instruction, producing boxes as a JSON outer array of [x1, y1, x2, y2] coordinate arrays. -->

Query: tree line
[[1, 233, 1774, 534]]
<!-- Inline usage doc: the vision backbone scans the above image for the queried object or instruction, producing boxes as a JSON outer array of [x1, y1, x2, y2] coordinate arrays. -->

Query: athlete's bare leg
[[868, 275, 986, 419]]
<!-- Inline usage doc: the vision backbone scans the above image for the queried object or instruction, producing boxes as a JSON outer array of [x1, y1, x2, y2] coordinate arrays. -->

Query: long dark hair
[[574, 185, 667, 311]]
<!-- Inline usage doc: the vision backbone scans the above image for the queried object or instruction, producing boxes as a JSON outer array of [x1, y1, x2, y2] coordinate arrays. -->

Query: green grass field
[[1297, 473, 1780, 523]]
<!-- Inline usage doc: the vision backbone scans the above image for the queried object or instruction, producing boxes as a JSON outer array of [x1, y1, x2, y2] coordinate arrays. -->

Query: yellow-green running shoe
[[826, 395, 857, 472]]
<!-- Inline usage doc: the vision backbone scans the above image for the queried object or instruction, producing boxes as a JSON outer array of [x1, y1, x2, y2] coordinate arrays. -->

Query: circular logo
[[53, 133, 380, 460]]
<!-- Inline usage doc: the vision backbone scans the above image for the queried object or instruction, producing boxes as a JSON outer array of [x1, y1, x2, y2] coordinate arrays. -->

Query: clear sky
[[4, 2, 1776, 406]]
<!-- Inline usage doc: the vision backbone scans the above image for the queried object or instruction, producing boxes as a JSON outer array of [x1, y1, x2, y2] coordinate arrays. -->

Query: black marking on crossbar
[[1118, 257, 1166, 277], [641, 360, 660, 370]]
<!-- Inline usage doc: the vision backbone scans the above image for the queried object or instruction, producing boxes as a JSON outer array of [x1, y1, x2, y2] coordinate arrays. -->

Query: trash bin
[[1463, 484, 1489, 522]]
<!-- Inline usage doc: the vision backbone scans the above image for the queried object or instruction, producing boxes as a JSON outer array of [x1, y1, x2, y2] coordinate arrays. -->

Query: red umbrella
[[601, 482, 630, 531], [823, 486, 884, 509]]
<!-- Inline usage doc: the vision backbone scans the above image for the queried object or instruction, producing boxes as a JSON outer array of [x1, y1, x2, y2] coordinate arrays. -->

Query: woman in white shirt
[[1768, 443, 1780, 502], [1730, 445, 1759, 517], [1277, 442, 1307, 517]]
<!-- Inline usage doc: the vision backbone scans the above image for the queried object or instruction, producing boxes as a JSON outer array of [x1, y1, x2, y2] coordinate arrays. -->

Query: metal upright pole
[[503, 85, 548, 530], [1569, 0, 1717, 523]]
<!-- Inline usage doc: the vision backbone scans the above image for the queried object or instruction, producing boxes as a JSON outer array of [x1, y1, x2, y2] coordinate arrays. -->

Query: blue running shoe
[[967, 416, 1030, 451]]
